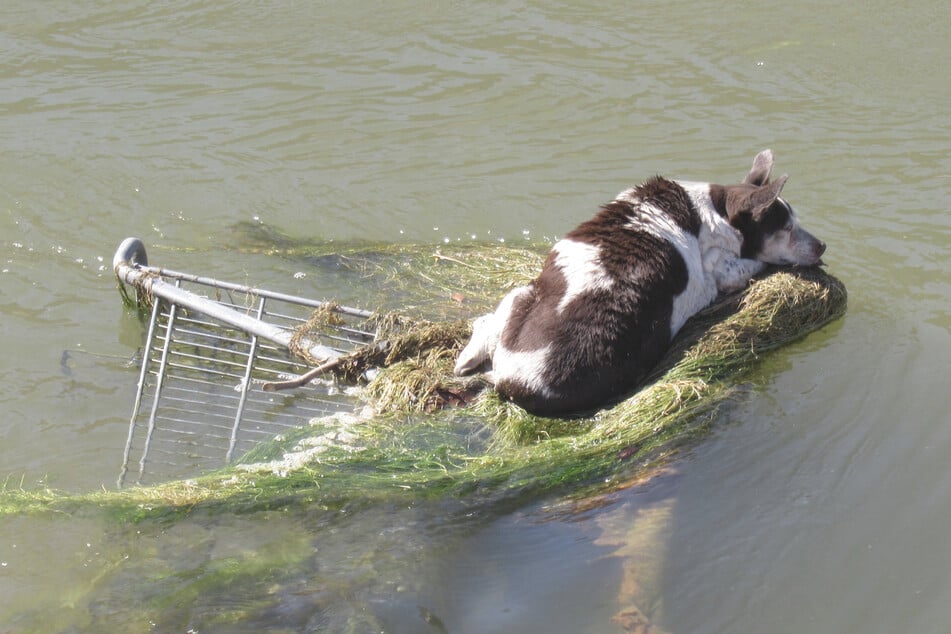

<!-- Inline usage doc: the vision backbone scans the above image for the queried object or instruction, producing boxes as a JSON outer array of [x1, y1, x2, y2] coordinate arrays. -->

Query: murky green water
[[2, 0, 950, 631]]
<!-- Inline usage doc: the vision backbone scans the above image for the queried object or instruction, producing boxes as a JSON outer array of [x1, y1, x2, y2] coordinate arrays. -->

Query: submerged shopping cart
[[113, 237, 378, 487]]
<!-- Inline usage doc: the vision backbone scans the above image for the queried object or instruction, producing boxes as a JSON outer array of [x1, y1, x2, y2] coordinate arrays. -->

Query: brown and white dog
[[454, 150, 826, 416]]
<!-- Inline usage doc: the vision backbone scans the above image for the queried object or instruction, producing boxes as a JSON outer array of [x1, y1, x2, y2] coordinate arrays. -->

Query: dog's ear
[[751, 174, 788, 215], [724, 174, 788, 224], [744, 149, 774, 186]]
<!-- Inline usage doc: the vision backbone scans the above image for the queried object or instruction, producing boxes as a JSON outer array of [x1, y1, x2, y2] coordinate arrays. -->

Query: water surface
[[1, 0, 950, 631]]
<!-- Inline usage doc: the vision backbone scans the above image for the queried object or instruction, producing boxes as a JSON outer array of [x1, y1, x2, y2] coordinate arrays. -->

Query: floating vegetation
[[1, 242, 846, 524]]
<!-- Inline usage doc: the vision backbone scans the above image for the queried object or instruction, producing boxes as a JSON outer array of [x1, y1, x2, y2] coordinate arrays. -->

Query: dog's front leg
[[704, 247, 765, 293], [714, 255, 765, 293]]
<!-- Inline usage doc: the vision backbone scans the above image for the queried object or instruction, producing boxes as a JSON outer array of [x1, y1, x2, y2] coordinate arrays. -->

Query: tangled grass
[[3, 243, 846, 523]]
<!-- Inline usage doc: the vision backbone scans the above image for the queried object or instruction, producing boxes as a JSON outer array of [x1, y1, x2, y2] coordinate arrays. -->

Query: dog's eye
[[760, 205, 790, 233]]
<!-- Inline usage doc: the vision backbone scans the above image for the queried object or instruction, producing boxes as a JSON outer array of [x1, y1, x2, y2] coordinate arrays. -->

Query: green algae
[[3, 243, 846, 524]]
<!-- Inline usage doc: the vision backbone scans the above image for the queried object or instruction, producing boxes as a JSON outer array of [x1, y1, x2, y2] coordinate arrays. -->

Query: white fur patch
[[492, 344, 556, 399], [617, 197, 715, 336], [677, 181, 743, 254], [623, 201, 695, 256], [551, 239, 614, 313]]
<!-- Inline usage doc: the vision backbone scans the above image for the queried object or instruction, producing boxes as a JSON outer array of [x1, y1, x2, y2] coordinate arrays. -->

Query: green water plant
[[3, 243, 846, 523]]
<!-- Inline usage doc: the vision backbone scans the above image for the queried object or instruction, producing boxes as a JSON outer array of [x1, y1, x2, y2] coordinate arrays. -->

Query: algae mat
[[0, 243, 846, 522]]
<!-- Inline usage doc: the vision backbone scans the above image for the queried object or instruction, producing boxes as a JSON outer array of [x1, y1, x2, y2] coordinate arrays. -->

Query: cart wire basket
[[113, 237, 376, 487]]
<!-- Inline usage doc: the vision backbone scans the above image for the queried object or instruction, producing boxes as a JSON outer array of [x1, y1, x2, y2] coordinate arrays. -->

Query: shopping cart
[[113, 238, 376, 486]]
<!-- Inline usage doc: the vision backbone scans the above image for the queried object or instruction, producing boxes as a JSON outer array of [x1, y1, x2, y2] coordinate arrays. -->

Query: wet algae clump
[[0, 243, 847, 522]]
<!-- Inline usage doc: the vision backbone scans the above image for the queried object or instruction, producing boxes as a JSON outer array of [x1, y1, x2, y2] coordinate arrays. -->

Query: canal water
[[1, 0, 949, 631]]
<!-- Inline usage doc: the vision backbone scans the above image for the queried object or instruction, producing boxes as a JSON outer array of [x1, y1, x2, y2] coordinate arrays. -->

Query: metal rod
[[113, 236, 372, 316], [117, 296, 163, 488], [116, 263, 346, 363], [137, 289, 181, 485], [227, 295, 265, 463], [120, 262, 373, 318]]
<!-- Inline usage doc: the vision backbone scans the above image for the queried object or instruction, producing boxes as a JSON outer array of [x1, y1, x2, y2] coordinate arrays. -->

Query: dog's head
[[717, 149, 826, 266]]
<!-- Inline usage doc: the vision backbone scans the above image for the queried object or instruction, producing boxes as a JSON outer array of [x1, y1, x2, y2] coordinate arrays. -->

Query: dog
[[453, 149, 826, 416]]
